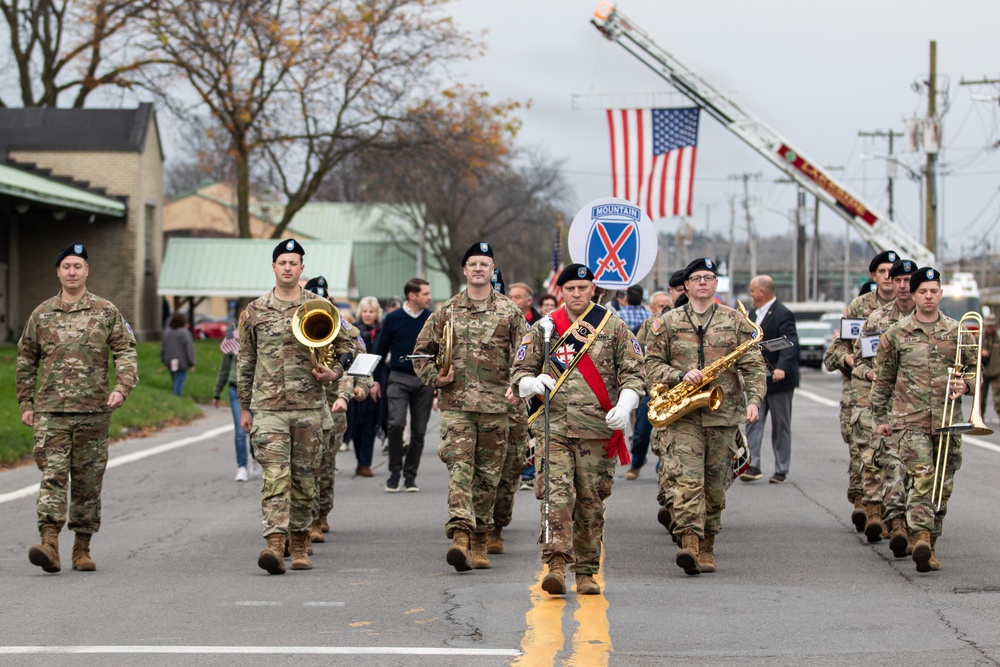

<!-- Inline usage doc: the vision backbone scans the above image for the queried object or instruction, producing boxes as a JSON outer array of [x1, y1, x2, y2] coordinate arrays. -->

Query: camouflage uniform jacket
[[831, 291, 893, 405], [871, 313, 975, 432], [413, 290, 526, 414], [238, 290, 358, 413], [850, 301, 914, 409], [510, 307, 644, 439], [644, 302, 767, 428], [326, 372, 372, 405], [982, 329, 1000, 379], [17, 291, 138, 414]]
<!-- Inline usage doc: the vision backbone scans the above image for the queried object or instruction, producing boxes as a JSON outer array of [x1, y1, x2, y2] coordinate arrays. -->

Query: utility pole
[[728, 195, 737, 290], [925, 40, 938, 255], [730, 173, 761, 281], [858, 129, 904, 220], [812, 196, 820, 300], [705, 203, 713, 259], [795, 188, 807, 301]]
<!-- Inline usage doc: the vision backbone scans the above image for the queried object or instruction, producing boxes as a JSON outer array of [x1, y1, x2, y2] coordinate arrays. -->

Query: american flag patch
[[520, 334, 532, 345], [651, 319, 662, 333], [516, 344, 527, 361]]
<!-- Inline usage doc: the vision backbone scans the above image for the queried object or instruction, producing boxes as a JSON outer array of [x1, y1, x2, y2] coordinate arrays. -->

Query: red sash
[[550, 307, 631, 465]]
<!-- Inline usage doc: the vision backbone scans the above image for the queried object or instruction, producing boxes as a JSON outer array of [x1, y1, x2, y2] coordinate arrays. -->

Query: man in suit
[[741, 275, 799, 483]]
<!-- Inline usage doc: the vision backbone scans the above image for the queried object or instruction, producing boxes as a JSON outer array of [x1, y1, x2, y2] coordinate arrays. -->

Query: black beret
[[461, 241, 494, 266], [557, 263, 595, 286], [273, 239, 305, 262], [673, 293, 689, 310], [55, 243, 87, 266], [490, 268, 506, 295], [868, 250, 898, 273], [304, 276, 328, 298], [858, 281, 877, 298], [910, 266, 941, 292], [889, 259, 917, 279], [668, 270, 686, 288], [683, 257, 718, 282]]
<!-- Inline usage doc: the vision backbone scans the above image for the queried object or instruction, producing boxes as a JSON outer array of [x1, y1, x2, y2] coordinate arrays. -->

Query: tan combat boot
[[446, 531, 472, 572], [675, 530, 701, 575], [698, 535, 717, 573], [289, 531, 312, 570], [72, 533, 96, 571], [486, 527, 504, 555], [929, 535, 941, 571], [258, 534, 286, 574], [576, 573, 600, 595], [912, 530, 933, 573], [864, 503, 884, 543], [319, 515, 331, 533], [888, 517, 909, 558], [470, 532, 491, 569], [28, 524, 61, 573], [310, 519, 325, 544], [541, 554, 566, 595], [851, 497, 866, 532]]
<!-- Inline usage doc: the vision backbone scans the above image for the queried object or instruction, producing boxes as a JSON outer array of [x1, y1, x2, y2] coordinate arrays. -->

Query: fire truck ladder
[[591, 2, 934, 266]]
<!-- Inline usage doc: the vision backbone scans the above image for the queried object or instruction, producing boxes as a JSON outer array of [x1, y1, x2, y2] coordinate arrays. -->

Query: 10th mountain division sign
[[568, 197, 658, 289]]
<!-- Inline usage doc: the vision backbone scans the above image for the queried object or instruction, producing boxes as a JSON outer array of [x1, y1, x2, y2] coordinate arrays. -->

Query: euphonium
[[932, 311, 993, 510], [292, 299, 341, 369], [647, 301, 763, 428]]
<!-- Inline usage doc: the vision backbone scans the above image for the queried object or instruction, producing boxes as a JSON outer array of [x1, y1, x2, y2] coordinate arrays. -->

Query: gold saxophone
[[647, 301, 764, 428]]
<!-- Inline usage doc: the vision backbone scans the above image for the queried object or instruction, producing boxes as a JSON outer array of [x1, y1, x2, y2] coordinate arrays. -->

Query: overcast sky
[[446, 0, 1000, 263]]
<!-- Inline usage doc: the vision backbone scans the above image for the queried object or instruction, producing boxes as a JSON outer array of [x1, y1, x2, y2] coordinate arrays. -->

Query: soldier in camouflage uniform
[[852, 260, 916, 554], [488, 400, 528, 555], [412, 242, 526, 572], [871, 267, 975, 573], [827, 250, 898, 532], [979, 314, 1000, 422], [511, 263, 644, 596], [238, 240, 357, 574], [17, 243, 138, 574], [645, 258, 766, 576]]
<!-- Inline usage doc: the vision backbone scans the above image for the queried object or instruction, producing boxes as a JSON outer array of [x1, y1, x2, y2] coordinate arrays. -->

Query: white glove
[[605, 388, 641, 430], [518, 374, 556, 398]]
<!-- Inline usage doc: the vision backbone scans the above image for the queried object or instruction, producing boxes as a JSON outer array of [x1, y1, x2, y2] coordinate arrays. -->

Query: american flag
[[544, 223, 563, 304], [220, 327, 240, 355], [606, 107, 700, 220]]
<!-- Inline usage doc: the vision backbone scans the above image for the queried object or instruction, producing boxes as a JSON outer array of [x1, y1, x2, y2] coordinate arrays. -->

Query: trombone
[[932, 311, 993, 510]]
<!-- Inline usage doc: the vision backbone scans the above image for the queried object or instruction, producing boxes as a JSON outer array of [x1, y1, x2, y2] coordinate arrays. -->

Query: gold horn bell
[[437, 320, 453, 375], [292, 299, 341, 368]]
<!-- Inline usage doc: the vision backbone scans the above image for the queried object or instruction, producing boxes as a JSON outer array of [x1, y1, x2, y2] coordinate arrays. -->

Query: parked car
[[798, 321, 834, 368], [193, 314, 230, 339]]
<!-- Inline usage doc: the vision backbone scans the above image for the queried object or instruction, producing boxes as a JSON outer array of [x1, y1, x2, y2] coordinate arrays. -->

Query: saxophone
[[647, 301, 764, 428]]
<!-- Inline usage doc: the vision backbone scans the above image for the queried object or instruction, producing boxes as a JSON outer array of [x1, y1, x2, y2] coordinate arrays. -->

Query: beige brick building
[[0, 104, 164, 341]]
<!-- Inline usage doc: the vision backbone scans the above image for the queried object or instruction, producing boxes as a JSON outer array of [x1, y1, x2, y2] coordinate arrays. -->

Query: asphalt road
[[2, 368, 999, 666]]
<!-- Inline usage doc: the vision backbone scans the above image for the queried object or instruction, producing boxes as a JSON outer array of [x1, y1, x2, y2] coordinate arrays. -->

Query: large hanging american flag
[[606, 107, 700, 220], [544, 223, 563, 304]]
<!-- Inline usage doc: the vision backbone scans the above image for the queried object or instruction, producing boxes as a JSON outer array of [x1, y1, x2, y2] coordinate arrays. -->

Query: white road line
[[0, 425, 233, 506], [0, 646, 521, 656], [798, 389, 1000, 454]]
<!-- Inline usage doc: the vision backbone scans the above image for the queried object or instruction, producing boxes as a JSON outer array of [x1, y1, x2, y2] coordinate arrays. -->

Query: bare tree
[[0, 0, 158, 107]]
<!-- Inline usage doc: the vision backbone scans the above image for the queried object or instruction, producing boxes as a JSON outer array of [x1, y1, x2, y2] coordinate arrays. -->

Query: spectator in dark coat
[[161, 312, 196, 396]]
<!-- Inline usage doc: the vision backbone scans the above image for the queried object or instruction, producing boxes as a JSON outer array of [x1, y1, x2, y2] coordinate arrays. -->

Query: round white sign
[[567, 197, 657, 288]]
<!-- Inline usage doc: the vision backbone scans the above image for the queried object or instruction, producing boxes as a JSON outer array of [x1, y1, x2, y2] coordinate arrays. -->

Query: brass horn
[[932, 311, 993, 510], [437, 319, 453, 375], [291, 298, 341, 369]]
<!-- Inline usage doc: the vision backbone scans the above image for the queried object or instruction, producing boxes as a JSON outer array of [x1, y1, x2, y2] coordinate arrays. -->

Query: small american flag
[[606, 107, 700, 220], [220, 328, 240, 355], [544, 223, 564, 304]]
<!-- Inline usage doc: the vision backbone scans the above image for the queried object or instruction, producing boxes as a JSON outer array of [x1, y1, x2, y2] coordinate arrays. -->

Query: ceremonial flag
[[606, 107, 700, 220], [220, 328, 240, 355], [544, 223, 563, 304]]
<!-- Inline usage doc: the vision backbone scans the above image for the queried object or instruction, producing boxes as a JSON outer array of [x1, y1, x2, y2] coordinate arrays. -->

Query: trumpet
[[291, 299, 341, 369], [931, 311, 993, 510]]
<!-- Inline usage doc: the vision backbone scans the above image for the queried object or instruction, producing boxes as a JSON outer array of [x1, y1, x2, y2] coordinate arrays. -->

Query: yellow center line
[[567, 553, 612, 667]]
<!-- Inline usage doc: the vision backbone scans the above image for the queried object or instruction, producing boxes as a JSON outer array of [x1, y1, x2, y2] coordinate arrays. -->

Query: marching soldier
[[826, 250, 898, 531], [871, 267, 975, 572], [238, 240, 357, 574], [17, 243, 139, 573], [852, 259, 916, 554], [511, 263, 644, 595], [412, 242, 526, 572], [644, 258, 766, 575], [979, 313, 1000, 423]]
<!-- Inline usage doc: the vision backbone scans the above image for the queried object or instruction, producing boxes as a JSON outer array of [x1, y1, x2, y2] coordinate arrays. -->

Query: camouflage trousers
[[666, 412, 737, 540], [898, 428, 962, 537], [493, 418, 527, 530], [534, 436, 615, 575], [250, 408, 326, 537], [841, 401, 862, 502], [438, 411, 508, 537], [316, 412, 348, 519], [879, 431, 907, 522], [854, 407, 882, 505], [32, 411, 112, 534], [651, 428, 676, 509], [980, 374, 1000, 421]]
